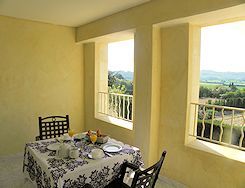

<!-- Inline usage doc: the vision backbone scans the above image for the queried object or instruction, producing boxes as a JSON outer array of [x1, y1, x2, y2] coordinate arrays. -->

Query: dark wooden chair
[[36, 115, 70, 140], [82, 184, 93, 188], [106, 151, 167, 188]]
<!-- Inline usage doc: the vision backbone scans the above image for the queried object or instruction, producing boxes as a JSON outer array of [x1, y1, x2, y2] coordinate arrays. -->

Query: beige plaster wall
[[83, 43, 134, 145], [82, 26, 161, 166], [0, 16, 84, 155], [76, 0, 243, 41], [78, 0, 245, 187], [148, 27, 161, 165], [160, 24, 245, 188]]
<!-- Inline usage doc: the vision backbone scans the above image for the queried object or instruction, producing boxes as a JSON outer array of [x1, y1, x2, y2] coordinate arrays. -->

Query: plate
[[73, 133, 86, 140], [103, 144, 122, 153], [56, 136, 71, 142], [47, 143, 61, 151]]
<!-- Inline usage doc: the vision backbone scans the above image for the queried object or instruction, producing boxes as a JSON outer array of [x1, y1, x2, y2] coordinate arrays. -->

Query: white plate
[[103, 144, 122, 153], [47, 143, 61, 151]]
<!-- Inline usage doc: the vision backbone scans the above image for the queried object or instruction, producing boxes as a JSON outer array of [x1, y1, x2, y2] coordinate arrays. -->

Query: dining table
[[22, 136, 143, 188]]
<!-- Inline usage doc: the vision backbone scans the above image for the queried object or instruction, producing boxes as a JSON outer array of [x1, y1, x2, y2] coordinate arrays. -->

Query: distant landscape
[[108, 70, 245, 108], [110, 70, 245, 87], [110, 71, 134, 81], [199, 70, 245, 109], [108, 71, 133, 95], [200, 70, 245, 88]]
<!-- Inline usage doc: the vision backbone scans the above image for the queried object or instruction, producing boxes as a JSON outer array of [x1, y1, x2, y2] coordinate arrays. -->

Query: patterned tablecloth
[[23, 138, 143, 188]]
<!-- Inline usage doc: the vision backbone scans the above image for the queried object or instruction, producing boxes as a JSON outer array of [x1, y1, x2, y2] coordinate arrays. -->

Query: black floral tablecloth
[[23, 138, 143, 188]]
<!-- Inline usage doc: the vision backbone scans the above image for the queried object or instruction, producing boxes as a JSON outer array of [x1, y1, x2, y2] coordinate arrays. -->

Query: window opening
[[191, 21, 245, 151], [97, 39, 134, 124]]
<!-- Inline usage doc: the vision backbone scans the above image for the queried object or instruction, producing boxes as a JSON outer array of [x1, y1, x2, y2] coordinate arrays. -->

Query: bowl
[[96, 135, 109, 144], [74, 133, 86, 140], [91, 149, 104, 159], [85, 134, 109, 144]]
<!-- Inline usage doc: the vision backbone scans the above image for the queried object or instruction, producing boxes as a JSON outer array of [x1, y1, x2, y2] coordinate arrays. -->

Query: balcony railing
[[190, 102, 245, 151], [98, 92, 133, 122]]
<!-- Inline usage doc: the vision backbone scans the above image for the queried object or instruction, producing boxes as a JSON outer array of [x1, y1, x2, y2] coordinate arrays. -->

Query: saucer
[[87, 153, 105, 159], [47, 143, 60, 151]]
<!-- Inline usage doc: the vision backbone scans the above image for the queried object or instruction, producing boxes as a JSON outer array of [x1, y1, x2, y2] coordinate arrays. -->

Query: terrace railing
[[190, 102, 245, 151], [98, 92, 133, 122]]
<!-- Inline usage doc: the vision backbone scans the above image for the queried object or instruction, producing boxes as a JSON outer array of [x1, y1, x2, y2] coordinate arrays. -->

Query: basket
[[96, 135, 109, 144]]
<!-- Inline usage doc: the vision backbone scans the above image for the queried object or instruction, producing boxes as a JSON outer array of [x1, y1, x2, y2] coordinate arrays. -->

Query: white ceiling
[[0, 0, 150, 27]]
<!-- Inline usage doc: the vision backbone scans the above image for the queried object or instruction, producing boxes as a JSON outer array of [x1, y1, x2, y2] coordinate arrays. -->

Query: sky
[[108, 39, 134, 72], [200, 20, 245, 72], [108, 21, 245, 73]]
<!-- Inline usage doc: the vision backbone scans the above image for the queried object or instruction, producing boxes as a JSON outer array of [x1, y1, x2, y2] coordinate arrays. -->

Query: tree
[[199, 86, 212, 98], [108, 71, 133, 95]]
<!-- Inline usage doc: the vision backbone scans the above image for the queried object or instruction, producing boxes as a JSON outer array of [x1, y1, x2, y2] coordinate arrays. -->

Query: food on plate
[[85, 129, 109, 144], [96, 129, 101, 137], [86, 130, 92, 136]]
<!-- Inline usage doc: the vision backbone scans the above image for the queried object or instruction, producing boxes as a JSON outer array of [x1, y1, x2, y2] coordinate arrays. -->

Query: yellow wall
[[77, 0, 245, 187], [83, 42, 134, 145], [0, 16, 84, 155], [76, 0, 243, 41], [160, 24, 244, 188]]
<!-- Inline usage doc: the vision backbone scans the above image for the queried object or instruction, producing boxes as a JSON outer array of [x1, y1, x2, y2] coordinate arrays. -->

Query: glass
[[90, 134, 97, 144], [68, 129, 75, 137]]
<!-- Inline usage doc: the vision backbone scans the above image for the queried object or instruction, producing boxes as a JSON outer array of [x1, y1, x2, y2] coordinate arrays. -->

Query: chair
[[82, 184, 93, 188], [36, 115, 70, 140], [106, 151, 167, 188]]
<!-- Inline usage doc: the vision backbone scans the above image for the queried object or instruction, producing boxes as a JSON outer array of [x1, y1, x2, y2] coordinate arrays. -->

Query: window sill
[[185, 137, 245, 163], [95, 113, 133, 130]]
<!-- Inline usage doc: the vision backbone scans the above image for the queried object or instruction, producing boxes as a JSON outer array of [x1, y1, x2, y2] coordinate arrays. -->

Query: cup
[[91, 149, 104, 159], [90, 134, 97, 144], [62, 133, 70, 140], [68, 129, 75, 137], [69, 147, 79, 159], [56, 143, 70, 158]]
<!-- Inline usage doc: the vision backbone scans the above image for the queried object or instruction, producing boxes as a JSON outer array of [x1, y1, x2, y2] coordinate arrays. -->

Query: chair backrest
[[38, 115, 70, 140], [131, 151, 167, 188]]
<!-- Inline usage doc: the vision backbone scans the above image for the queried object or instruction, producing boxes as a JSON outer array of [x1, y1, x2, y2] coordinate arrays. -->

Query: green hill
[[201, 70, 245, 82], [109, 71, 134, 81]]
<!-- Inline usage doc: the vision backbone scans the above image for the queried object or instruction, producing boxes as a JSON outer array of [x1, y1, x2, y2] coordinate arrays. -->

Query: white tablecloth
[[23, 138, 143, 188]]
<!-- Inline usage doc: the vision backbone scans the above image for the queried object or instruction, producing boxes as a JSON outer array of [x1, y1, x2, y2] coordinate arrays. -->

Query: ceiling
[[0, 0, 150, 27]]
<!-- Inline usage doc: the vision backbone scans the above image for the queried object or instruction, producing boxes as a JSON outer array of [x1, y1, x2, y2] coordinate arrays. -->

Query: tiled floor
[[0, 153, 186, 188]]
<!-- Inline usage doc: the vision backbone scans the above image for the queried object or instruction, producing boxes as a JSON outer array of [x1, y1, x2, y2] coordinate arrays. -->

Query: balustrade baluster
[[100, 93, 102, 113], [201, 106, 206, 138], [229, 110, 235, 144], [127, 96, 130, 120], [115, 94, 118, 117], [123, 96, 125, 120], [131, 97, 133, 121], [111, 93, 114, 116], [97, 92, 133, 122], [210, 107, 215, 140], [219, 108, 224, 143], [105, 93, 108, 114], [239, 112, 245, 148], [193, 104, 198, 136], [190, 102, 245, 151], [119, 95, 121, 118]]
